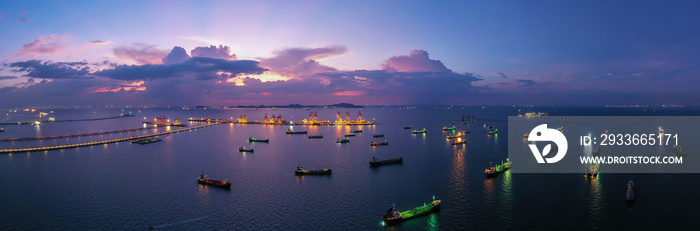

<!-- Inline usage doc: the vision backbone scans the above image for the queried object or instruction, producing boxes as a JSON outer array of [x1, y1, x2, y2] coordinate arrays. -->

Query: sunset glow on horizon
[[1, 1, 698, 106]]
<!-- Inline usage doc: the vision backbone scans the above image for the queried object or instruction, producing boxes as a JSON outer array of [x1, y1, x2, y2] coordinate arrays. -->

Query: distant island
[[224, 103, 364, 109]]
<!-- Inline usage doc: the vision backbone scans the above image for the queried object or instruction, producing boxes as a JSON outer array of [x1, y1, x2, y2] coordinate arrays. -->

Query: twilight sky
[[1, 0, 699, 107]]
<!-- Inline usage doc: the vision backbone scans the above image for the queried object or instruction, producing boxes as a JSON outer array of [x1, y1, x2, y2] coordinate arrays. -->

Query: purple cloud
[[382, 50, 451, 73], [87, 40, 110, 45], [14, 34, 71, 58], [191, 45, 236, 60], [258, 46, 347, 70], [113, 43, 168, 65], [0, 76, 18, 80], [516, 79, 536, 86], [8, 60, 92, 79], [19, 11, 29, 23], [162, 46, 190, 64]]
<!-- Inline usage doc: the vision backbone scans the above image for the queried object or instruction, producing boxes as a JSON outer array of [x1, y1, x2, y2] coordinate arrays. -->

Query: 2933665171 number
[[600, 133, 677, 146]]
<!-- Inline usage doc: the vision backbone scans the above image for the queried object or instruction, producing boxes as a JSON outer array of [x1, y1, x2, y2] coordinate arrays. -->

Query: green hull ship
[[383, 197, 441, 225], [485, 159, 511, 178]]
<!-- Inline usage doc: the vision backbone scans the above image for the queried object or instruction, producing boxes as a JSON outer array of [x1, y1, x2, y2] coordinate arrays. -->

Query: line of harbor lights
[[186, 111, 374, 125]]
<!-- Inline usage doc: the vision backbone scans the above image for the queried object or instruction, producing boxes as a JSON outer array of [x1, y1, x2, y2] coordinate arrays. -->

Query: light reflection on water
[[2, 107, 700, 230]]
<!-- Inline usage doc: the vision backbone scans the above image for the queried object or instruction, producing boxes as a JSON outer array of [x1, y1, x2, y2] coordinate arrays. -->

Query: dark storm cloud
[[95, 57, 267, 81], [8, 60, 93, 79]]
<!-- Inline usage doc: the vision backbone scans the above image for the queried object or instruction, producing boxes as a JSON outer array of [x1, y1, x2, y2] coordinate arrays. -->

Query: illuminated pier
[[0, 113, 135, 126], [143, 116, 186, 127], [0, 126, 159, 142], [0, 123, 222, 154]]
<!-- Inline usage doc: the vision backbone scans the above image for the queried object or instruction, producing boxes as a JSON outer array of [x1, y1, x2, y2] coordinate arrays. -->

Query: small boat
[[523, 133, 529, 139], [485, 159, 511, 178], [370, 141, 388, 146], [370, 157, 403, 167], [412, 129, 427, 134], [295, 166, 332, 175], [132, 137, 161, 144], [337, 138, 350, 143], [351, 129, 363, 133], [248, 137, 269, 142], [308, 134, 324, 139], [442, 126, 456, 131], [403, 126, 413, 129], [0, 125, 4, 132], [488, 129, 498, 135], [286, 129, 307, 134], [557, 127, 564, 132], [373, 134, 384, 138], [626, 179, 635, 201], [382, 196, 441, 225], [446, 133, 462, 139], [344, 134, 356, 137], [585, 163, 599, 177], [452, 140, 466, 145], [238, 147, 254, 153], [197, 173, 231, 189]]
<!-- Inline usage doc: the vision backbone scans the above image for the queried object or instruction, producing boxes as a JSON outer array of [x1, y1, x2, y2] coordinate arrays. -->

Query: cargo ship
[[370, 157, 403, 167], [197, 173, 231, 189], [382, 196, 441, 225], [238, 147, 254, 153], [308, 134, 324, 139], [403, 126, 413, 129], [585, 163, 599, 177], [373, 134, 384, 138], [626, 179, 635, 201], [351, 129, 363, 133], [442, 126, 456, 131], [412, 129, 427, 134], [131, 137, 161, 144], [337, 138, 350, 143], [370, 141, 388, 146], [452, 139, 466, 145], [446, 133, 462, 139], [286, 129, 307, 134], [295, 166, 332, 175], [344, 134, 356, 137], [485, 159, 511, 178], [247, 137, 269, 143]]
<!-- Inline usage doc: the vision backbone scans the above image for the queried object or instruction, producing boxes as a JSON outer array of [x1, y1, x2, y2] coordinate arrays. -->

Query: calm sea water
[[1, 106, 699, 230]]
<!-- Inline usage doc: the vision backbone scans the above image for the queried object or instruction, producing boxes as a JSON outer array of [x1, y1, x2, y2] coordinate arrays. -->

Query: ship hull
[[370, 157, 403, 167]]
